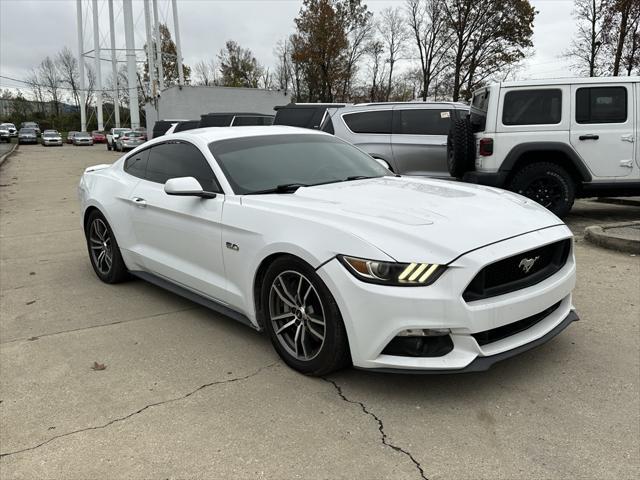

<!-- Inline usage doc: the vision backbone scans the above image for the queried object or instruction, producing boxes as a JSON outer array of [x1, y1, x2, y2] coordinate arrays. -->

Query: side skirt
[[130, 270, 261, 332]]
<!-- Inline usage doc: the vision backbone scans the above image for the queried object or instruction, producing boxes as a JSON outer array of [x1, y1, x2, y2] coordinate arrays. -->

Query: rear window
[[343, 110, 392, 134], [576, 87, 627, 124], [502, 89, 562, 125], [470, 90, 490, 132], [273, 108, 318, 128], [232, 116, 274, 126], [394, 109, 451, 135]]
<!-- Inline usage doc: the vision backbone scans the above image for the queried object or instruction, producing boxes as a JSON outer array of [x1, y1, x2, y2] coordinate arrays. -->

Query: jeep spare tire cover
[[447, 118, 475, 178]]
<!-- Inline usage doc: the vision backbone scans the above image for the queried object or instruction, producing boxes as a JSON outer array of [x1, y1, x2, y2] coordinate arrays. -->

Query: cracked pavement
[[1, 145, 639, 479]]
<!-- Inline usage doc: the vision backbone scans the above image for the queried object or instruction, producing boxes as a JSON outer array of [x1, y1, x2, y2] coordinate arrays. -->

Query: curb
[[0, 142, 17, 168], [593, 197, 640, 208], [584, 222, 640, 254]]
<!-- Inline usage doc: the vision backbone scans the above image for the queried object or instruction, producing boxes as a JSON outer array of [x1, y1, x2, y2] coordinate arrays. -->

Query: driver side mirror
[[164, 177, 217, 198]]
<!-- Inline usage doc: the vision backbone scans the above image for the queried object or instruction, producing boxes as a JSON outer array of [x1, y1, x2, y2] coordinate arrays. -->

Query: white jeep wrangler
[[447, 77, 639, 216]]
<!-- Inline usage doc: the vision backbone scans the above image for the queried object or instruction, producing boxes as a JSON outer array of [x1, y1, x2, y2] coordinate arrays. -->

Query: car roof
[[338, 101, 468, 111], [153, 125, 325, 145], [493, 76, 640, 88]]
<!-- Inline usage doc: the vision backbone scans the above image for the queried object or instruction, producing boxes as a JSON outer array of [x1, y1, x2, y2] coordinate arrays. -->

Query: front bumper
[[317, 224, 576, 372], [18, 137, 37, 143], [43, 139, 62, 145]]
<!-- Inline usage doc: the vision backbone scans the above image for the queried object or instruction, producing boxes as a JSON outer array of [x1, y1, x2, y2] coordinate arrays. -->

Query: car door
[[570, 83, 635, 178], [390, 106, 453, 177], [339, 109, 393, 169], [128, 140, 227, 301]]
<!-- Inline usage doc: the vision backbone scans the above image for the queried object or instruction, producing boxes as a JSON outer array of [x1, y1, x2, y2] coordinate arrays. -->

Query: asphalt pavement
[[1, 144, 638, 479]]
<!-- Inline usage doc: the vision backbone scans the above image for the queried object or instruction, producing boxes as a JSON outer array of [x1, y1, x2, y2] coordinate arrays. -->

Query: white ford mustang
[[78, 126, 578, 375]]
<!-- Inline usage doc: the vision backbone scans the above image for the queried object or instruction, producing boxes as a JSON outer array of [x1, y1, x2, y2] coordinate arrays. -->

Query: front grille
[[463, 239, 571, 302], [472, 301, 561, 346]]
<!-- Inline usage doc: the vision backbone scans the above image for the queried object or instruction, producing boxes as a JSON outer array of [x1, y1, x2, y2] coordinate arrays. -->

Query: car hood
[[241, 176, 565, 264]]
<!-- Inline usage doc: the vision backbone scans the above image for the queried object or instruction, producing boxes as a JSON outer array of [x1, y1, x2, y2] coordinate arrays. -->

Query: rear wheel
[[508, 162, 576, 217], [85, 211, 129, 283], [261, 256, 350, 376]]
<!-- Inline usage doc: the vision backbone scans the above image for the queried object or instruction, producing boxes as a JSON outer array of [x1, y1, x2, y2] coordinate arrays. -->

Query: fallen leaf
[[91, 362, 107, 371]]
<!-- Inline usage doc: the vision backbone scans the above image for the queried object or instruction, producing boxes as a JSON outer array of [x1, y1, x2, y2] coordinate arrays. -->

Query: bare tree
[[56, 47, 80, 107], [339, 2, 374, 101], [443, 0, 536, 101], [406, 0, 451, 101], [274, 38, 294, 95], [366, 40, 387, 102], [377, 7, 408, 101], [566, 0, 608, 76], [604, 0, 640, 75], [25, 68, 45, 113], [39, 56, 63, 116], [193, 59, 218, 86]]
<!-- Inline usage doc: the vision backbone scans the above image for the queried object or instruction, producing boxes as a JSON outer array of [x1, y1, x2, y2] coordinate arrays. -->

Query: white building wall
[[144, 85, 289, 134]]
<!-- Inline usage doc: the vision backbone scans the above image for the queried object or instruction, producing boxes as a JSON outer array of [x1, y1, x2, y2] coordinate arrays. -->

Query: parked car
[[0, 125, 10, 143], [78, 126, 578, 375], [133, 127, 147, 141], [115, 130, 145, 151], [106, 128, 129, 150], [20, 122, 40, 136], [448, 76, 640, 217], [152, 119, 188, 139], [154, 113, 275, 138], [67, 131, 78, 144], [92, 130, 107, 143], [322, 102, 470, 176], [17, 128, 38, 144], [274, 103, 347, 130], [1, 122, 17, 137], [73, 132, 94, 146], [42, 130, 63, 146]]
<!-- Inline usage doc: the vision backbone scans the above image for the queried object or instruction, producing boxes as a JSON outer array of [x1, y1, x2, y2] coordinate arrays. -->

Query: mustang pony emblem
[[518, 256, 540, 274]]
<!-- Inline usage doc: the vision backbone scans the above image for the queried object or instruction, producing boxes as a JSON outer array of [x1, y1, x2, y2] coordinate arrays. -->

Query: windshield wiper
[[245, 183, 309, 195], [344, 175, 378, 181]]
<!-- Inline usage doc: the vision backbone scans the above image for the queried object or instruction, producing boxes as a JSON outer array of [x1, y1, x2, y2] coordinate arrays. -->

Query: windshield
[[43, 132, 59, 137], [209, 134, 389, 195], [125, 132, 143, 138], [113, 128, 128, 135], [76, 132, 90, 138], [20, 128, 35, 134]]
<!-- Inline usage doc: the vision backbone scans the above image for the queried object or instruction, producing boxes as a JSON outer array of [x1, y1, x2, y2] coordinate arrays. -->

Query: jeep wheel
[[447, 118, 475, 178], [508, 162, 575, 217]]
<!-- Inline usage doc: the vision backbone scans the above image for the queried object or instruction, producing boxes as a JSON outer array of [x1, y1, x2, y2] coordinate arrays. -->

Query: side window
[[146, 142, 221, 192], [502, 89, 562, 125], [343, 110, 392, 134], [124, 148, 149, 179], [576, 87, 627, 124], [394, 109, 451, 135]]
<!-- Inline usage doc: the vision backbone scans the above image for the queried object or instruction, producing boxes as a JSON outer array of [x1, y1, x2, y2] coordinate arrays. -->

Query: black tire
[[508, 162, 576, 217], [446, 118, 475, 178], [84, 210, 129, 284], [107, 143, 112, 151], [261, 255, 350, 376]]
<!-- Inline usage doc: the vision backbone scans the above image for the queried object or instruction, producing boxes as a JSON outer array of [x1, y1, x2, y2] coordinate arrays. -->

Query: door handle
[[579, 134, 599, 140], [621, 134, 635, 143], [132, 197, 147, 207]]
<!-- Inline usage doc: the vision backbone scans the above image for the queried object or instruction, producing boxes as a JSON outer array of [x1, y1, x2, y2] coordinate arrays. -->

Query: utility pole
[[171, 0, 184, 86], [108, 0, 120, 127], [143, 0, 156, 99], [123, 0, 139, 128], [152, 0, 164, 91], [76, 0, 87, 132], [92, 0, 104, 131]]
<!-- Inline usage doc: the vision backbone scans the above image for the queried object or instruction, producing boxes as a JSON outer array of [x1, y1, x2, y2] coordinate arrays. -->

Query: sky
[[0, 0, 577, 98]]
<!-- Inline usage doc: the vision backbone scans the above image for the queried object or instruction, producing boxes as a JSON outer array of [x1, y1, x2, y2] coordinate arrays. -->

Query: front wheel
[[508, 162, 576, 217], [261, 256, 350, 376], [85, 211, 129, 284]]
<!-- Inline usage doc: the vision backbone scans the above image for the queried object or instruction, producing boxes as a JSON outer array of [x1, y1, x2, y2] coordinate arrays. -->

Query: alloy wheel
[[268, 270, 326, 361], [523, 177, 563, 209], [89, 218, 113, 275]]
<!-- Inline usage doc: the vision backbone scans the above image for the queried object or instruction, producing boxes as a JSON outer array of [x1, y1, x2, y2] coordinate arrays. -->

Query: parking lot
[[0, 144, 638, 479]]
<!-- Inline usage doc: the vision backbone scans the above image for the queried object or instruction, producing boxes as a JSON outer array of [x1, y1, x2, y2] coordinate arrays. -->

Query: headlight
[[337, 255, 446, 286]]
